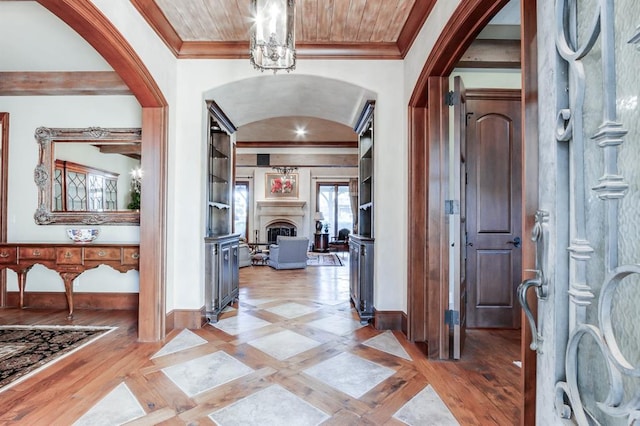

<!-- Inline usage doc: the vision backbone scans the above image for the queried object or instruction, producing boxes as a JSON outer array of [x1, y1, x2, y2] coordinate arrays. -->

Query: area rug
[[307, 252, 343, 266], [0, 325, 115, 392]]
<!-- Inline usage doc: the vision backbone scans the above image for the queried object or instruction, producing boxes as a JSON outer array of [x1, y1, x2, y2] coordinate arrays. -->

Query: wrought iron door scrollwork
[[553, 0, 638, 424]]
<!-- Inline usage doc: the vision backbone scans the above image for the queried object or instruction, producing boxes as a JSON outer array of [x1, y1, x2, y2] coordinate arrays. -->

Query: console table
[[0, 243, 140, 319]]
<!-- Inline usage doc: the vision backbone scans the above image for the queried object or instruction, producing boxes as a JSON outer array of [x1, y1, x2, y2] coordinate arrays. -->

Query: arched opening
[[36, 0, 168, 342], [406, 0, 537, 423]]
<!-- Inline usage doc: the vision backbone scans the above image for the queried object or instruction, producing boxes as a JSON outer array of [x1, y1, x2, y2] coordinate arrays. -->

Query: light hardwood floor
[[0, 255, 521, 425]]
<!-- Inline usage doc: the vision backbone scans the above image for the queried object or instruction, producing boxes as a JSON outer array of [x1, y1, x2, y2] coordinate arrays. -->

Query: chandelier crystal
[[250, 0, 296, 73]]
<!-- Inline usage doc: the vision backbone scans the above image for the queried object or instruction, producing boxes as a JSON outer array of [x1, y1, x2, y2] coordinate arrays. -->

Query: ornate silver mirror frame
[[34, 126, 141, 225]]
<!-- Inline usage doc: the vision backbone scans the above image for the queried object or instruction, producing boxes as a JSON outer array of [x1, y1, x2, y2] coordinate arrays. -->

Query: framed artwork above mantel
[[266, 172, 298, 198]]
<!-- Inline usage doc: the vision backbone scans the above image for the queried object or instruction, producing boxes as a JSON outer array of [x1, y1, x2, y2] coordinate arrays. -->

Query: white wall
[[92, 0, 179, 310], [158, 58, 407, 312]]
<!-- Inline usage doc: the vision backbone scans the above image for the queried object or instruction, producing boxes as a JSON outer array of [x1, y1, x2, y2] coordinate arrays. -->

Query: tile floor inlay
[[247, 329, 322, 360], [161, 351, 254, 397], [393, 384, 460, 426], [73, 382, 145, 426], [151, 329, 207, 359], [362, 330, 412, 360], [303, 352, 395, 399], [306, 314, 365, 336], [264, 302, 318, 319], [211, 314, 272, 335], [208, 384, 329, 426]]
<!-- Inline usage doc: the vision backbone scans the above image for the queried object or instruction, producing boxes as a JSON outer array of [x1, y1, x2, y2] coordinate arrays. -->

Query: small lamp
[[314, 212, 324, 233]]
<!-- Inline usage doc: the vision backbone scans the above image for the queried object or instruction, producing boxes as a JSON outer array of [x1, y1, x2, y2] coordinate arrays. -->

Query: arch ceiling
[[207, 74, 377, 130]]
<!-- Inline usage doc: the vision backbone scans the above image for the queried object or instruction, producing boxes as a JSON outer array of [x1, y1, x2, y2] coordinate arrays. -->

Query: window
[[317, 183, 353, 237], [54, 160, 118, 212], [234, 182, 249, 240]]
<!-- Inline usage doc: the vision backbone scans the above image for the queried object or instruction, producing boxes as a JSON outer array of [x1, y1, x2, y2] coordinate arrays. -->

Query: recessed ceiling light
[[295, 127, 307, 137]]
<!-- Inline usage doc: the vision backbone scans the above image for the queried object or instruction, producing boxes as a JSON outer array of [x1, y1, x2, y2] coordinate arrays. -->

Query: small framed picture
[[265, 173, 298, 198]]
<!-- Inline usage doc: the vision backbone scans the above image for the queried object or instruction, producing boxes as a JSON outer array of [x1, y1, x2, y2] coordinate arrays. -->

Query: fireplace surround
[[255, 200, 306, 242]]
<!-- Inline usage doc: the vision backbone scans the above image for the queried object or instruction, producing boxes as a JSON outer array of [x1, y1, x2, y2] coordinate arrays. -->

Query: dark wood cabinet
[[204, 234, 239, 322], [350, 101, 375, 323], [204, 106, 239, 322], [349, 235, 374, 323]]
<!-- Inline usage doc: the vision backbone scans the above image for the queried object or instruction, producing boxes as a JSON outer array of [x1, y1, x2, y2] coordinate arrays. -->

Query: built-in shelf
[[351, 100, 375, 323], [205, 103, 239, 322]]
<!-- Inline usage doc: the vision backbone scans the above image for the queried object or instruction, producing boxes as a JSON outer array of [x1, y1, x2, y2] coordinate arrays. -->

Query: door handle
[[518, 210, 549, 354], [518, 275, 545, 352], [507, 236, 521, 248]]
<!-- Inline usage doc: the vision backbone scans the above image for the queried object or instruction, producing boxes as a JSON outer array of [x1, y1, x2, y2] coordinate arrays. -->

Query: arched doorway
[[406, 0, 537, 424], [36, 0, 168, 342]]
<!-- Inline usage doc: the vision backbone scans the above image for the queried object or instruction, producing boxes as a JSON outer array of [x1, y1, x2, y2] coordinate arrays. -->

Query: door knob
[[507, 237, 521, 248]]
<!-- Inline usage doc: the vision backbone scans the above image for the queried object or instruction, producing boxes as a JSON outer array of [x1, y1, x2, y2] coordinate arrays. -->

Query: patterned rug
[[306, 252, 343, 266], [0, 325, 115, 392]]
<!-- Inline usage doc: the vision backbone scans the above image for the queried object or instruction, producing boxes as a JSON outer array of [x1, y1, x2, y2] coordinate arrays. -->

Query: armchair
[[267, 236, 310, 270], [328, 228, 350, 253], [238, 241, 252, 268]]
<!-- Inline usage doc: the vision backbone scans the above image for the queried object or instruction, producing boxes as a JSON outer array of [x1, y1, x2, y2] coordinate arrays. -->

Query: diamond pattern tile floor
[[264, 301, 318, 319], [208, 384, 330, 426], [71, 259, 498, 425], [393, 384, 461, 425], [151, 328, 207, 359], [363, 330, 412, 360], [303, 352, 395, 399], [211, 313, 272, 335], [247, 329, 322, 360], [306, 314, 365, 336], [72, 382, 145, 426], [161, 351, 254, 397]]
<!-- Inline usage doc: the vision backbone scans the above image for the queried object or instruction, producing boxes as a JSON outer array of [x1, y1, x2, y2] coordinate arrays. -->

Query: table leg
[[17, 266, 33, 309], [60, 272, 79, 319]]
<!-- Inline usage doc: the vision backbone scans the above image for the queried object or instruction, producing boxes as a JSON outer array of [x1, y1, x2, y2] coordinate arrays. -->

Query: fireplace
[[255, 200, 306, 243], [266, 221, 297, 243]]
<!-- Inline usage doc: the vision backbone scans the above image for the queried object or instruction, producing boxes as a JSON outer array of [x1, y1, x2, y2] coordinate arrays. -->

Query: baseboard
[[373, 309, 407, 335], [5, 291, 138, 310], [167, 306, 207, 330]]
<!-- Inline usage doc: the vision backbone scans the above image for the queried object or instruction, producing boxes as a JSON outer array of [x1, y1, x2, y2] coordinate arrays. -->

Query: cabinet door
[[204, 243, 218, 313], [219, 243, 232, 301], [359, 241, 374, 316], [349, 242, 360, 304], [231, 242, 239, 295]]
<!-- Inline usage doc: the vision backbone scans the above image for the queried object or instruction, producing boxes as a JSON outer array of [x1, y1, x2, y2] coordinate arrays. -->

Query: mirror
[[34, 126, 141, 225]]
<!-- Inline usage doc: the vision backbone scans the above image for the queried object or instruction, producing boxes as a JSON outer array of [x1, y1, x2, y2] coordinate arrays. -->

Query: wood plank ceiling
[[130, 0, 434, 59], [0, 1, 520, 150]]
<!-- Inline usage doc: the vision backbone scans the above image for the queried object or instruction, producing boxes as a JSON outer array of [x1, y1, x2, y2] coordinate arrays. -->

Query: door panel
[[476, 250, 513, 306], [466, 94, 522, 329], [476, 115, 513, 233], [452, 76, 467, 359]]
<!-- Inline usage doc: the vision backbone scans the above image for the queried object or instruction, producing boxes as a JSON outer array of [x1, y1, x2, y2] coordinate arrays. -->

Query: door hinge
[[445, 199, 460, 215], [446, 91, 455, 106], [445, 309, 460, 326]]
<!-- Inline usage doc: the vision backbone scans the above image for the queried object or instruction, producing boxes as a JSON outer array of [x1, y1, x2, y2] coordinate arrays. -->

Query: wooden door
[[466, 92, 522, 329], [452, 76, 467, 358]]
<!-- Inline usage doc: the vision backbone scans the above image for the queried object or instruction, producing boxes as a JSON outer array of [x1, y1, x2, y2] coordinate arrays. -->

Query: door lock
[[507, 236, 522, 248]]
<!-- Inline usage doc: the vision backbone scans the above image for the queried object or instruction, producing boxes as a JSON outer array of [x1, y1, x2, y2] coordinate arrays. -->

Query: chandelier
[[250, 0, 296, 73], [272, 166, 297, 175]]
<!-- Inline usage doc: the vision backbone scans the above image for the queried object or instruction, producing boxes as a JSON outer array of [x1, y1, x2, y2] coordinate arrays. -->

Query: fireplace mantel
[[256, 200, 307, 242], [256, 200, 306, 209]]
